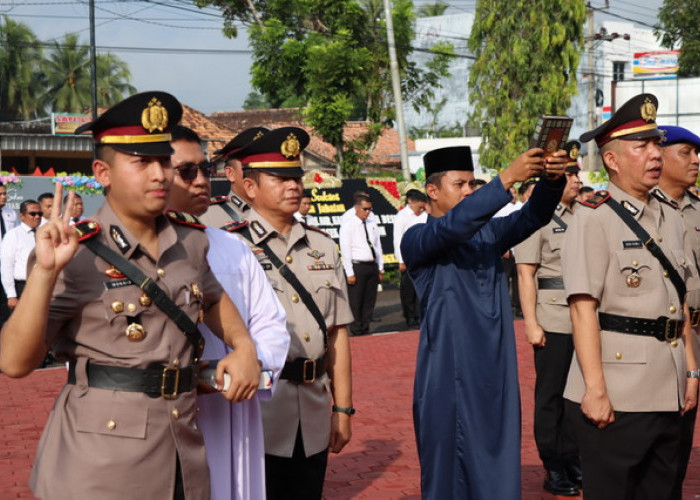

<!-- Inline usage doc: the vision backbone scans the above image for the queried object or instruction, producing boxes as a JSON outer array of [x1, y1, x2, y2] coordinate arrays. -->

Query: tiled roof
[[181, 104, 236, 157], [208, 109, 415, 167]]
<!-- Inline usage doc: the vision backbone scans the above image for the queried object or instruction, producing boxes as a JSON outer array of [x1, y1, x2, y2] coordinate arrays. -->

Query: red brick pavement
[[1, 322, 698, 499]]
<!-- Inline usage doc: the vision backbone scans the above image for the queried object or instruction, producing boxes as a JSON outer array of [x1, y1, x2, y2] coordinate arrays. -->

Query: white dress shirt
[[293, 211, 319, 226], [393, 206, 428, 264], [198, 227, 290, 500], [1, 222, 37, 298], [339, 211, 384, 277], [0, 205, 19, 244]]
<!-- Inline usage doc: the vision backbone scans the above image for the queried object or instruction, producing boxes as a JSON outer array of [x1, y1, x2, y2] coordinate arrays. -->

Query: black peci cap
[[237, 127, 310, 178], [563, 140, 581, 173], [423, 146, 474, 179], [214, 127, 270, 158], [75, 91, 182, 157], [579, 93, 663, 148]]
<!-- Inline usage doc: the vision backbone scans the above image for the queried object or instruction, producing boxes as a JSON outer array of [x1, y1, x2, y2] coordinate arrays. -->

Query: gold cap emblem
[[254, 131, 265, 140], [281, 133, 301, 159], [141, 97, 169, 133], [640, 97, 657, 123], [570, 145, 579, 160]]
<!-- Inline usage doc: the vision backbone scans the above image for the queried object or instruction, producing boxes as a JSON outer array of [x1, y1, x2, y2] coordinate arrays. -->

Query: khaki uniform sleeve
[[563, 208, 608, 302], [514, 227, 542, 265]]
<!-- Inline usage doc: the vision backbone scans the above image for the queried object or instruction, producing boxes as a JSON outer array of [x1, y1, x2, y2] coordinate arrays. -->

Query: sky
[[3, 0, 667, 117]]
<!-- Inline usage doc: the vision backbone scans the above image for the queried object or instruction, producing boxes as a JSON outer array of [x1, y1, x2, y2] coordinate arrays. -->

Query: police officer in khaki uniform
[[514, 141, 582, 497], [654, 125, 700, 498], [562, 94, 699, 499], [0, 92, 260, 500], [228, 127, 354, 500], [200, 127, 268, 228]]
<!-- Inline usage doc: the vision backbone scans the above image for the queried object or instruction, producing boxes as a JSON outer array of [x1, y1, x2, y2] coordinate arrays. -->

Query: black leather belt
[[280, 356, 326, 384], [351, 260, 376, 265], [690, 307, 700, 328], [68, 361, 196, 399], [538, 277, 564, 290], [598, 312, 684, 342]]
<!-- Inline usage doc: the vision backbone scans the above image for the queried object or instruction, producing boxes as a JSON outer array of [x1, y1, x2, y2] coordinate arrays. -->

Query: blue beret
[[659, 125, 700, 149]]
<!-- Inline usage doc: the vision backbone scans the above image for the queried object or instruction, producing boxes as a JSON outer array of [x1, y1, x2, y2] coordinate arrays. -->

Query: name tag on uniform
[[260, 263, 273, 271], [623, 240, 643, 249], [552, 227, 566, 233], [104, 278, 132, 290]]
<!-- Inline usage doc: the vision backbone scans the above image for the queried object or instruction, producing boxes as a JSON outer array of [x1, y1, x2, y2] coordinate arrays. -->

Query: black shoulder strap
[[218, 202, 242, 226], [237, 225, 328, 350], [81, 238, 204, 359], [551, 213, 567, 231], [604, 197, 686, 304]]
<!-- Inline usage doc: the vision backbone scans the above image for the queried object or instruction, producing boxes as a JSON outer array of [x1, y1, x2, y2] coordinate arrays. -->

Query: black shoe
[[543, 469, 579, 496], [565, 463, 583, 490]]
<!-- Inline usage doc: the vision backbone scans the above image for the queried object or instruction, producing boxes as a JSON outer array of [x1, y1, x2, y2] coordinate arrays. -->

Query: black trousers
[[399, 270, 420, 326], [533, 332, 578, 470], [671, 406, 697, 499], [502, 255, 520, 314], [565, 400, 681, 500], [347, 261, 378, 336], [265, 426, 329, 500]]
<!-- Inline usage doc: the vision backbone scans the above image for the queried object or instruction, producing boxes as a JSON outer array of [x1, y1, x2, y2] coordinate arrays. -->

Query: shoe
[[543, 469, 579, 496], [565, 463, 583, 490]]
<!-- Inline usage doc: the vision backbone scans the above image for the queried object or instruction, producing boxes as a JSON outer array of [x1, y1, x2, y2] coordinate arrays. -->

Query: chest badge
[[626, 271, 641, 288], [308, 249, 325, 260], [105, 266, 126, 279]]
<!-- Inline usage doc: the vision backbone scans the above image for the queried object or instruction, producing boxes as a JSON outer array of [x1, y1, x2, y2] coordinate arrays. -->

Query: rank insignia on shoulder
[[74, 220, 100, 242], [222, 220, 249, 232], [581, 190, 610, 209], [209, 195, 228, 205], [166, 210, 206, 229], [621, 200, 640, 216], [651, 189, 679, 209], [301, 222, 330, 237]]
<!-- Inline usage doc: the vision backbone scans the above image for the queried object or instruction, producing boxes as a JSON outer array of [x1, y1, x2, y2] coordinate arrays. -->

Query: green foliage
[[587, 168, 609, 185], [416, 1, 449, 17], [0, 16, 43, 120], [468, 0, 585, 171], [655, 0, 700, 77], [195, 0, 454, 178]]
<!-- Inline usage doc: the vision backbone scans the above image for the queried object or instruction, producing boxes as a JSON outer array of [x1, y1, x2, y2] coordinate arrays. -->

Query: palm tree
[[96, 53, 136, 107], [0, 16, 43, 120], [39, 33, 92, 113], [416, 1, 449, 17]]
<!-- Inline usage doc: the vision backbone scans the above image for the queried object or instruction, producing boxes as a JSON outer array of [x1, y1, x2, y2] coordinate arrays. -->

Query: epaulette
[[222, 220, 249, 233], [165, 210, 206, 229], [301, 221, 330, 237], [581, 190, 610, 209], [74, 220, 100, 242], [651, 189, 679, 209], [209, 195, 228, 205], [686, 189, 700, 202]]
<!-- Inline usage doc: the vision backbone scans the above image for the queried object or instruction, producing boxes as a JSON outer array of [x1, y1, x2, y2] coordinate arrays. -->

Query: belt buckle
[[691, 309, 700, 328], [161, 365, 180, 399], [664, 318, 680, 342], [302, 359, 316, 384]]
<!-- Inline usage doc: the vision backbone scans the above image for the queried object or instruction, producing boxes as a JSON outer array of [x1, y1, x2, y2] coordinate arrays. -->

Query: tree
[[467, 0, 585, 171], [195, 0, 453, 177], [0, 16, 43, 120], [95, 53, 136, 107], [655, 0, 700, 77], [416, 1, 449, 17]]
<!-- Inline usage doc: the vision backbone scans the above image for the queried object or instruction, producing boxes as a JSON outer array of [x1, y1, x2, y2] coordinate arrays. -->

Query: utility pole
[[383, 0, 411, 180], [89, 0, 97, 121], [586, 3, 595, 171]]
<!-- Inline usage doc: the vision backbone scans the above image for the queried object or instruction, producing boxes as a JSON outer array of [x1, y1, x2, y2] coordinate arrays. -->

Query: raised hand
[[499, 148, 546, 189], [34, 183, 80, 275]]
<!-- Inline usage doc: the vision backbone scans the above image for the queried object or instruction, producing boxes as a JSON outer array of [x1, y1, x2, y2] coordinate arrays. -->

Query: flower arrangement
[[52, 172, 103, 195], [0, 172, 23, 188]]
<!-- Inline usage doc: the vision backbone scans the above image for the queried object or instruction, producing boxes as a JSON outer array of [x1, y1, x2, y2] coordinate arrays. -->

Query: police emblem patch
[[141, 97, 169, 133], [308, 250, 325, 260]]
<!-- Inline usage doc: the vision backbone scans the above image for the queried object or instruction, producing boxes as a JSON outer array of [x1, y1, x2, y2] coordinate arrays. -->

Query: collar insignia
[[231, 195, 244, 208], [621, 200, 640, 216], [251, 220, 267, 238], [110, 225, 131, 254]]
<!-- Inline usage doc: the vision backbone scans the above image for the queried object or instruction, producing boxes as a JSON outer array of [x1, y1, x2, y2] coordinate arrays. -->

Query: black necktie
[[363, 220, 377, 262], [302, 215, 307, 224], [1, 215, 5, 238]]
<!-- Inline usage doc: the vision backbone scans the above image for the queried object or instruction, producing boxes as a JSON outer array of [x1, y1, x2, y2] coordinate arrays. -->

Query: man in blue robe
[[402, 145, 566, 499]]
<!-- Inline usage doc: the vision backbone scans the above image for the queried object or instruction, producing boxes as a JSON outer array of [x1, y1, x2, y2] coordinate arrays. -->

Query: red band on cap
[[240, 152, 299, 165], [94, 125, 155, 141]]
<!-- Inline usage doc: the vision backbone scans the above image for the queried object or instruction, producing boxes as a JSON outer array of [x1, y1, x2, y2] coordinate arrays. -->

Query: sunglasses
[[173, 161, 215, 182], [26, 212, 42, 217]]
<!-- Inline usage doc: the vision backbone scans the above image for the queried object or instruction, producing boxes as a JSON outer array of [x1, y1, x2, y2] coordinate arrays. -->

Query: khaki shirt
[[234, 208, 353, 457], [653, 187, 700, 363], [30, 202, 223, 500], [515, 203, 575, 334], [562, 182, 694, 412], [199, 191, 249, 228]]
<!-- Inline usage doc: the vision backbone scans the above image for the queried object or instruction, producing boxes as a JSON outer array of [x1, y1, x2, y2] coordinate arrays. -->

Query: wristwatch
[[332, 405, 356, 415], [687, 370, 700, 379]]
